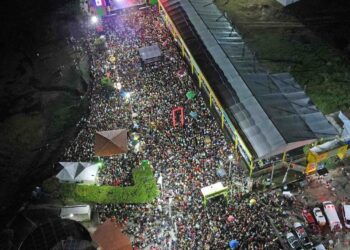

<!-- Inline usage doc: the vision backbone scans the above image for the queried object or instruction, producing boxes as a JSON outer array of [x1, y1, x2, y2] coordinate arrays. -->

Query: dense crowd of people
[[62, 6, 286, 249]]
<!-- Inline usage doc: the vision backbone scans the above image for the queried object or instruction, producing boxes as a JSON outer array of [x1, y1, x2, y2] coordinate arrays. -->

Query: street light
[[228, 154, 234, 178], [157, 173, 163, 191], [228, 154, 234, 201], [115, 82, 122, 90], [169, 197, 173, 222], [91, 15, 98, 24]]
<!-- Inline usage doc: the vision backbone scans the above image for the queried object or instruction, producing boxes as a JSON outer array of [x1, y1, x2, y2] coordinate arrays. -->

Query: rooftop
[[160, 0, 337, 159]]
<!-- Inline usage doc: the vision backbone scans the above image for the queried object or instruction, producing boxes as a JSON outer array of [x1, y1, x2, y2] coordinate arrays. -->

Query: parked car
[[302, 209, 320, 234], [302, 209, 316, 226], [323, 201, 342, 231], [313, 207, 326, 226], [286, 232, 303, 250], [293, 222, 313, 248], [341, 204, 350, 228]]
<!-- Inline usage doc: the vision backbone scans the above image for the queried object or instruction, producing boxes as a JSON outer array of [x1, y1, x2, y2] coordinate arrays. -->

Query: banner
[[172, 107, 184, 128], [305, 163, 317, 175], [337, 145, 348, 159]]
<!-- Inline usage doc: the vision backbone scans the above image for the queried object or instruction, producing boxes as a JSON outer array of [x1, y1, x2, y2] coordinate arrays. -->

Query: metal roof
[[138, 44, 162, 61], [160, 0, 337, 159]]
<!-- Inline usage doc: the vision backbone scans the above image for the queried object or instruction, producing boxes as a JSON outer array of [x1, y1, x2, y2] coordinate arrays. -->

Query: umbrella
[[189, 111, 198, 118], [176, 68, 186, 78], [227, 215, 235, 223], [109, 56, 116, 63], [132, 122, 139, 129], [96, 25, 104, 32], [141, 160, 150, 169], [101, 77, 112, 86], [204, 136, 211, 145], [216, 168, 226, 178], [229, 240, 239, 249], [130, 133, 140, 146], [186, 91, 196, 100], [249, 198, 256, 206]]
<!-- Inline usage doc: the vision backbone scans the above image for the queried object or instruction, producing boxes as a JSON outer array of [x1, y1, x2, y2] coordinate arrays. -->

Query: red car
[[302, 209, 316, 225], [302, 209, 320, 234]]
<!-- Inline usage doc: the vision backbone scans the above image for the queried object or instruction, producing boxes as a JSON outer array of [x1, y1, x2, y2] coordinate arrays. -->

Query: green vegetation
[[58, 165, 159, 204], [101, 77, 113, 88], [47, 93, 84, 136], [0, 113, 45, 150], [216, 0, 350, 114]]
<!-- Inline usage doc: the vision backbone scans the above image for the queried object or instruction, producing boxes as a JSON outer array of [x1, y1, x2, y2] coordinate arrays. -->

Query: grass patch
[[250, 32, 350, 113], [57, 165, 159, 204], [216, 0, 350, 113], [0, 113, 45, 150]]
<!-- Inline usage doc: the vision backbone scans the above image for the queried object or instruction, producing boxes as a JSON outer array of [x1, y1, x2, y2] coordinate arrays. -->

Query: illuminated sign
[[95, 0, 102, 6]]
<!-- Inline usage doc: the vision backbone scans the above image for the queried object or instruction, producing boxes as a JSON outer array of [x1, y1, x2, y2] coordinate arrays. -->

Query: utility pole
[[228, 154, 234, 201], [282, 163, 291, 184], [169, 197, 173, 222], [270, 162, 275, 186]]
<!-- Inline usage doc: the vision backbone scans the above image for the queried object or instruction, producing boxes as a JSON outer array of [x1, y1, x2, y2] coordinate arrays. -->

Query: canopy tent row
[[95, 129, 128, 157], [56, 162, 100, 184]]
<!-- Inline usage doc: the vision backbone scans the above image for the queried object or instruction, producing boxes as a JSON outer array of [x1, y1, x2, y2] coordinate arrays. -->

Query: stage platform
[[108, 0, 146, 12]]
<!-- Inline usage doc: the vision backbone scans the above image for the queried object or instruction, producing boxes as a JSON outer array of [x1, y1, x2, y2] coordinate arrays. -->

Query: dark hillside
[[0, 0, 90, 229]]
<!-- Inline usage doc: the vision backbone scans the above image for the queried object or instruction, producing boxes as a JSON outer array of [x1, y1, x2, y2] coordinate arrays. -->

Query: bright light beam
[[91, 16, 98, 24]]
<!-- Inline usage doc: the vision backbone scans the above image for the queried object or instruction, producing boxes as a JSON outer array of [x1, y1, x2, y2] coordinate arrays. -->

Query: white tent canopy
[[201, 182, 227, 198], [60, 205, 91, 222], [56, 162, 100, 184], [201, 182, 229, 205]]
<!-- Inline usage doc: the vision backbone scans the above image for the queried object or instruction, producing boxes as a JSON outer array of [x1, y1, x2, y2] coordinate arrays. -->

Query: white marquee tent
[[201, 182, 228, 205], [56, 162, 100, 184], [60, 205, 91, 222]]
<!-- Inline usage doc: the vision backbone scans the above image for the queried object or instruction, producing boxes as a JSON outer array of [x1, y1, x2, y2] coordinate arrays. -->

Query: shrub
[[59, 165, 159, 204]]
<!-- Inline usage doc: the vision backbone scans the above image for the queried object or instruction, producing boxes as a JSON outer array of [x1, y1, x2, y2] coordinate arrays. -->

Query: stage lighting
[[91, 15, 98, 24], [115, 82, 122, 90]]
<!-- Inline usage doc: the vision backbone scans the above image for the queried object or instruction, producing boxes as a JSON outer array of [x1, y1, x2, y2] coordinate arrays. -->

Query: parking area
[[276, 164, 350, 249]]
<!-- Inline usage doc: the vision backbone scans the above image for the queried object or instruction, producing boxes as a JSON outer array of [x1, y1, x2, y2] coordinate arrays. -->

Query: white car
[[293, 222, 313, 248], [286, 232, 303, 250], [341, 204, 350, 228], [313, 207, 326, 226]]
